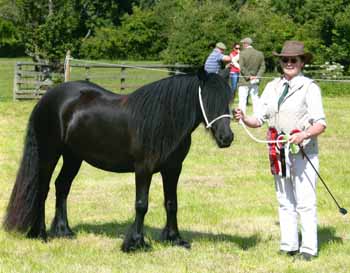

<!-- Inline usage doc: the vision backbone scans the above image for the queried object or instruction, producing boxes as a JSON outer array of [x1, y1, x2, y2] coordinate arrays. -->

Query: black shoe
[[279, 250, 299, 256], [294, 252, 316, 261]]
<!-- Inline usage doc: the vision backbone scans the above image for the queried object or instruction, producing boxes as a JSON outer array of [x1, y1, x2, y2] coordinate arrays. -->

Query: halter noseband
[[198, 86, 233, 128]]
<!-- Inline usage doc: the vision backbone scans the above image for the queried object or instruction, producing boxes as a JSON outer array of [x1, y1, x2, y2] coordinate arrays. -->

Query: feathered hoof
[[27, 228, 48, 242], [121, 233, 151, 253], [172, 238, 191, 249], [161, 228, 191, 249], [50, 225, 75, 238]]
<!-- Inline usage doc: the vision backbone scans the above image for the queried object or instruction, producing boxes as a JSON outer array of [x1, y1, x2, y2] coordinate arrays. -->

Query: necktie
[[278, 83, 289, 110]]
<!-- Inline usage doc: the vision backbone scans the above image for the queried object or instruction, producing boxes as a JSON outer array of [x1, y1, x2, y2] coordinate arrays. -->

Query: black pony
[[4, 70, 234, 252]]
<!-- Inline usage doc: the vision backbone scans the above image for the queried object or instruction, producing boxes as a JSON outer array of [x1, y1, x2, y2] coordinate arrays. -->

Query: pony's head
[[197, 70, 234, 148]]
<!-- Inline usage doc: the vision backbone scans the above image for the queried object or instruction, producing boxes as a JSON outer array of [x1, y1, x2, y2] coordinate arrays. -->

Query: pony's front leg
[[160, 165, 191, 249], [121, 168, 152, 252]]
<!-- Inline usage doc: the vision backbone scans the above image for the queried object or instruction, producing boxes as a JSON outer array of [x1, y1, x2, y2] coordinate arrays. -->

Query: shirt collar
[[282, 73, 304, 88]]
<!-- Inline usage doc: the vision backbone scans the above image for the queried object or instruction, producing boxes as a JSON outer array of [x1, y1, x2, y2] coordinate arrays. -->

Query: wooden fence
[[13, 62, 60, 100], [13, 61, 193, 100], [13, 61, 349, 100]]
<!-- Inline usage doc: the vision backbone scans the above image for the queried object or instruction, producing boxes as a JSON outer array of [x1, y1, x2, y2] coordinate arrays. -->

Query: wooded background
[[1, 0, 350, 72]]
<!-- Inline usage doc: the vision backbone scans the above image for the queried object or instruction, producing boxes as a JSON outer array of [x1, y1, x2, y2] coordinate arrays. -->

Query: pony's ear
[[197, 66, 208, 81]]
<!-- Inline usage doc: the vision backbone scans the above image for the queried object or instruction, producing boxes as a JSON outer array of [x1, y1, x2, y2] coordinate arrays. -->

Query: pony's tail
[[3, 108, 40, 233]]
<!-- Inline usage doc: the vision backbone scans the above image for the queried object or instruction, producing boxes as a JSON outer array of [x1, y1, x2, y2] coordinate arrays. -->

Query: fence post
[[85, 66, 90, 81], [175, 63, 180, 75], [64, 50, 71, 82], [120, 66, 126, 91], [13, 63, 20, 101]]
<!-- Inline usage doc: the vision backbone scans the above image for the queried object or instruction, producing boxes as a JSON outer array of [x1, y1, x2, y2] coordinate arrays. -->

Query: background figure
[[237, 37, 265, 115], [229, 42, 240, 101], [234, 40, 326, 261], [204, 42, 231, 74]]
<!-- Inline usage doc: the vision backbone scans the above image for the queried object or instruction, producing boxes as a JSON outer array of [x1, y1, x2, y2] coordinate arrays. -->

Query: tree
[[11, 0, 139, 63], [237, 1, 297, 70], [115, 6, 166, 60], [0, 0, 24, 56], [331, 5, 350, 70], [162, 0, 238, 65], [0, 18, 24, 56]]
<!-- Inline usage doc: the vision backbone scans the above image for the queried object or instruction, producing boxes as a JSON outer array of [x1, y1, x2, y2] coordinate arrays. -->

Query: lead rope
[[238, 119, 287, 144], [198, 86, 233, 128]]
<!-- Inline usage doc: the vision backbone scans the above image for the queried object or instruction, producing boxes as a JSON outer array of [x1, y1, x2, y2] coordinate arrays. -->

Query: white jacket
[[256, 74, 326, 154]]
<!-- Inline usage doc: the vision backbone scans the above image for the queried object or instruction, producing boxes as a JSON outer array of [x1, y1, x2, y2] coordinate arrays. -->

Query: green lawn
[[0, 58, 349, 272]]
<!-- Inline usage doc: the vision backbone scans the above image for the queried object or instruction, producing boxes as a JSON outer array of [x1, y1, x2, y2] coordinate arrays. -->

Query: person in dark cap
[[204, 42, 231, 74], [237, 37, 265, 115], [234, 40, 326, 261]]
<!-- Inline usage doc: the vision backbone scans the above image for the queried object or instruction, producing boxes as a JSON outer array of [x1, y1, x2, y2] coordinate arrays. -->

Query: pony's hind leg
[[160, 165, 191, 249], [27, 152, 61, 241], [50, 151, 82, 238]]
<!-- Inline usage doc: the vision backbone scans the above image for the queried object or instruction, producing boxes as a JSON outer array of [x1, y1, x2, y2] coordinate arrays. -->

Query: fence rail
[[13, 62, 57, 100], [13, 61, 193, 100], [13, 61, 349, 100]]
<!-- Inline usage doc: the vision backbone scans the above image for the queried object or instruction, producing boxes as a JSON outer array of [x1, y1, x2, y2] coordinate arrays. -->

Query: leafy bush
[[81, 7, 166, 60], [0, 18, 24, 56], [162, 1, 239, 65], [25, 3, 81, 62], [80, 27, 125, 59]]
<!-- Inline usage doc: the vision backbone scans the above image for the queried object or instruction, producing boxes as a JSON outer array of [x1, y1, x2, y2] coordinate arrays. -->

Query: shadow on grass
[[318, 225, 343, 250], [73, 221, 261, 250]]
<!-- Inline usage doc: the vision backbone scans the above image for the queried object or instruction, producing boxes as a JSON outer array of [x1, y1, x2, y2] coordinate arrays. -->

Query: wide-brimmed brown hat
[[273, 40, 313, 63]]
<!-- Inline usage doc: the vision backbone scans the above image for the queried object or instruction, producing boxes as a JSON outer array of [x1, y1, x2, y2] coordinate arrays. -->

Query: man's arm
[[222, 55, 231, 62]]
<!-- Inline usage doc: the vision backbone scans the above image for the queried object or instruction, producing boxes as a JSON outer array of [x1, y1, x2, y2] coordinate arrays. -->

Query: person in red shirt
[[229, 42, 240, 101]]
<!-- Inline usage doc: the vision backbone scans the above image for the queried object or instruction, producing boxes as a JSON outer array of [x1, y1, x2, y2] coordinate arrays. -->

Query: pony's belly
[[83, 157, 135, 173], [67, 139, 136, 172]]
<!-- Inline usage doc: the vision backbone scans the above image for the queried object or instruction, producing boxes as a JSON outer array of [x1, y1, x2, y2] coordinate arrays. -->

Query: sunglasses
[[281, 57, 300, 64], [235, 47, 240, 49]]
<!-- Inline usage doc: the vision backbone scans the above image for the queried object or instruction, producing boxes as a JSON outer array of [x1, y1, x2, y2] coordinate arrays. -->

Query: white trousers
[[274, 153, 318, 256], [238, 84, 260, 115]]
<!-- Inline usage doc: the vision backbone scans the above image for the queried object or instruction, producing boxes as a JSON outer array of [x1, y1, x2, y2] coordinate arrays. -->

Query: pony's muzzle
[[217, 130, 234, 148]]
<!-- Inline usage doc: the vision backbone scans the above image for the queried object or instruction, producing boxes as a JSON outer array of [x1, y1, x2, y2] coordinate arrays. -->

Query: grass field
[[0, 58, 349, 272]]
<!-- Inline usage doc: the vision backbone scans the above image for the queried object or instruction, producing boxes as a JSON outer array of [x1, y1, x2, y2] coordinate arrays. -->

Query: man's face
[[280, 56, 304, 80]]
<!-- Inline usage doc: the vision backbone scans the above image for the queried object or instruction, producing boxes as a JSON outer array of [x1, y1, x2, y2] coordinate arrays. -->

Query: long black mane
[[126, 72, 231, 162]]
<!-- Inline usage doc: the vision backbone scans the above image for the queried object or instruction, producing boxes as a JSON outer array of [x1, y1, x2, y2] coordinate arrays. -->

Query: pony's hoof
[[27, 228, 48, 242], [50, 226, 75, 238], [121, 241, 151, 253], [161, 229, 191, 249], [50, 218, 75, 238], [174, 238, 191, 249], [121, 235, 151, 253]]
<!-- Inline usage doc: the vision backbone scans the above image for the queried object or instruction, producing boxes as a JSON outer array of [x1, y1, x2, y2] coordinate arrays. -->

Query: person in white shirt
[[233, 40, 326, 261]]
